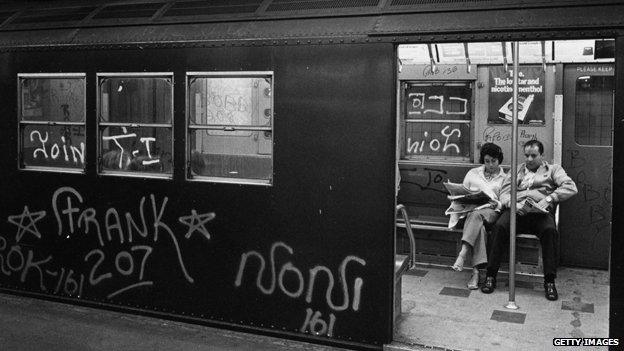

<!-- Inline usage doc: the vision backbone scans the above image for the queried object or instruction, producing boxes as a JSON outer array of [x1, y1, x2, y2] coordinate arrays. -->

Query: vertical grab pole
[[506, 41, 520, 310], [541, 41, 547, 72], [427, 43, 436, 74], [464, 42, 471, 73], [502, 42, 508, 72]]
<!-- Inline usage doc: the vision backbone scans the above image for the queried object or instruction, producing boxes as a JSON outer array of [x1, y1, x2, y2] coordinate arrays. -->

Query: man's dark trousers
[[486, 209, 558, 281]]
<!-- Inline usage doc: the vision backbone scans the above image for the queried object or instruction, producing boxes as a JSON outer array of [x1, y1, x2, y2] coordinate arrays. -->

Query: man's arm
[[499, 173, 512, 208], [549, 164, 578, 203]]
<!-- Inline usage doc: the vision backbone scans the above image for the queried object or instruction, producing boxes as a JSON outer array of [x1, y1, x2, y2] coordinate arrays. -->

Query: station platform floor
[[0, 292, 348, 351], [390, 265, 610, 351], [0, 265, 611, 351]]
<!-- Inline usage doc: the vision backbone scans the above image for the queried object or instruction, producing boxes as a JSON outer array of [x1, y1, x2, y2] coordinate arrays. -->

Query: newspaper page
[[443, 181, 494, 228]]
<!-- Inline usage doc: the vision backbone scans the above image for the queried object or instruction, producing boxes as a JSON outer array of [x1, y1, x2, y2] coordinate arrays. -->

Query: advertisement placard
[[488, 65, 545, 125]]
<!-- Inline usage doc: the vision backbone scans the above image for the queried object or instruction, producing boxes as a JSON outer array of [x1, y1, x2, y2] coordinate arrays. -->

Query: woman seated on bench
[[452, 143, 506, 289]]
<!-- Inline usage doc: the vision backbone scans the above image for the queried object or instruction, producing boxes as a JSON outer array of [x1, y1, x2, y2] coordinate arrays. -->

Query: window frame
[[400, 80, 474, 164], [96, 72, 174, 179], [17, 72, 87, 174], [185, 71, 274, 186]]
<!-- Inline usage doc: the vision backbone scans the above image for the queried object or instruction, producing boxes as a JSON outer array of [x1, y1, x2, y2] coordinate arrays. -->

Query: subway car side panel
[[0, 43, 396, 348]]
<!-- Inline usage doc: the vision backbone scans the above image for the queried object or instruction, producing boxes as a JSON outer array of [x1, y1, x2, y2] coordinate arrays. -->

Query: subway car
[[0, 0, 622, 350]]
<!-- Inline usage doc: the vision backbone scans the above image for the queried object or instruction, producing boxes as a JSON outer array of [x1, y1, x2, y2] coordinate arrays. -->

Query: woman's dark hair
[[479, 142, 504, 164]]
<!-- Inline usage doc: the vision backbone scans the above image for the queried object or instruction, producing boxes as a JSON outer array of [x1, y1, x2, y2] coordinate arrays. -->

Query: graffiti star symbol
[[178, 210, 215, 240], [8, 206, 47, 242]]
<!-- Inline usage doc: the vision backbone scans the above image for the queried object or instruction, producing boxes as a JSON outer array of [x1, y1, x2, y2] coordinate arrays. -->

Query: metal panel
[[0, 0, 620, 34], [0, 28, 78, 47], [10, 6, 96, 24], [553, 94, 563, 165], [0, 11, 14, 24], [610, 34, 624, 341], [163, 0, 263, 17], [93, 2, 166, 19], [0, 43, 396, 348], [0, 3, 621, 47], [68, 17, 377, 45], [373, 5, 624, 35], [266, 0, 379, 12], [390, 0, 493, 6]]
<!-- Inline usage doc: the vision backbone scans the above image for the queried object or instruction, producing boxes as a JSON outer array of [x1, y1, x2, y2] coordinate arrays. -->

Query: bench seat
[[396, 213, 543, 277]]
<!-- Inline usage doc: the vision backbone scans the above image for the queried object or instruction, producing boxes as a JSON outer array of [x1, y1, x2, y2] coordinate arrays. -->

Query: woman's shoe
[[467, 271, 479, 290], [452, 256, 465, 271], [481, 276, 496, 294]]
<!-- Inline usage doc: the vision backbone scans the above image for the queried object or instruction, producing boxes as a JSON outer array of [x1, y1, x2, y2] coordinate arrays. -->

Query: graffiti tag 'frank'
[[3, 187, 216, 300], [234, 241, 366, 312], [30, 131, 85, 165], [51, 186, 215, 284]]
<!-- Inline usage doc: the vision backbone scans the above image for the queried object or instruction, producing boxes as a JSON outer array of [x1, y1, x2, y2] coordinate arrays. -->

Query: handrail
[[395, 204, 416, 269]]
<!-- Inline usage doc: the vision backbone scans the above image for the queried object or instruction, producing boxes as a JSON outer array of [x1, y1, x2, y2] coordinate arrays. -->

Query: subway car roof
[[0, 0, 622, 48]]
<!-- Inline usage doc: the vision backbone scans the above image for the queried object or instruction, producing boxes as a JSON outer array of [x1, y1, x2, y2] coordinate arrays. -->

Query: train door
[[560, 64, 614, 269]]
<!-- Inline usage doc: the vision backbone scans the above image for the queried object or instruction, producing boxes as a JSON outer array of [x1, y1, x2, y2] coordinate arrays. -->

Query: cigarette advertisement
[[488, 66, 545, 125]]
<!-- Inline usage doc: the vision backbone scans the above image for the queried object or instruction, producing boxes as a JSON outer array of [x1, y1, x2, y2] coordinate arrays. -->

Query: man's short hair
[[523, 139, 544, 155]]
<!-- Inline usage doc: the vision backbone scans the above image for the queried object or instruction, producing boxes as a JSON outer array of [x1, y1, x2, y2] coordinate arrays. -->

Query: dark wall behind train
[[0, 43, 396, 347]]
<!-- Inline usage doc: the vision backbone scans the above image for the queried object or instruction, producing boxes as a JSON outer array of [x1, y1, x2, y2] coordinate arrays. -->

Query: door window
[[575, 75, 614, 146]]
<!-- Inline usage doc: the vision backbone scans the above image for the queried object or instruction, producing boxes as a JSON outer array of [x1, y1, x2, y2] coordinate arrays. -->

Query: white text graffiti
[[51, 186, 215, 286], [0, 236, 52, 292], [3, 187, 215, 302], [103, 127, 161, 169], [234, 241, 366, 337], [235, 242, 366, 312], [408, 93, 467, 116], [84, 246, 154, 299], [30, 130, 85, 165], [300, 308, 336, 336], [406, 125, 461, 155]]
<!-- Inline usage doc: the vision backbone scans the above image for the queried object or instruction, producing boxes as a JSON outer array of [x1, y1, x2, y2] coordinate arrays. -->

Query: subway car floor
[[390, 265, 609, 351]]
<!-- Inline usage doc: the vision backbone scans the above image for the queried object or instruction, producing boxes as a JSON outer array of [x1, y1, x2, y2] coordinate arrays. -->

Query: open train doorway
[[392, 39, 613, 350]]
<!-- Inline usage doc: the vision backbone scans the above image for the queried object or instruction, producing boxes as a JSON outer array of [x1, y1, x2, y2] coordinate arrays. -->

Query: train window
[[575, 75, 614, 146], [401, 82, 472, 162], [186, 72, 273, 185], [18, 73, 86, 172], [97, 73, 173, 177]]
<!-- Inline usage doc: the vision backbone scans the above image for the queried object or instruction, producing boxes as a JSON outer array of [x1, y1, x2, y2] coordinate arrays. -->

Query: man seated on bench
[[481, 139, 578, 301]]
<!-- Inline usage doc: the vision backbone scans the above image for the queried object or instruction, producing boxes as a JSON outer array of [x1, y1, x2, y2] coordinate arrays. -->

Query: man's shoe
[[481, 276, 496, 294], [544, 282, 558, 301]]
